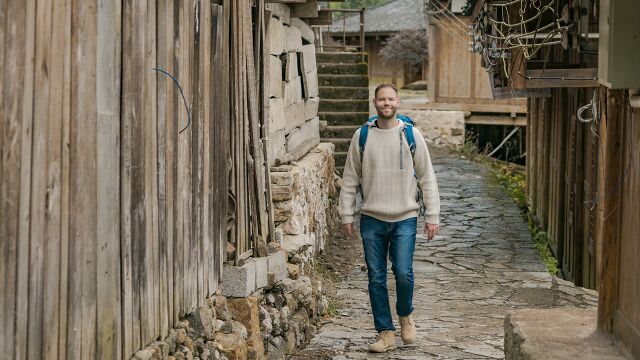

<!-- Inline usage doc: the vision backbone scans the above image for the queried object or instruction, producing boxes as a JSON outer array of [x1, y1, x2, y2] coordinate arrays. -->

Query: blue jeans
[[360, 214, 417, 332]]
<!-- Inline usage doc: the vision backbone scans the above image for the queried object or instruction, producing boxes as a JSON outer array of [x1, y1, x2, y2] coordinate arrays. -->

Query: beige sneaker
[[399, 314, 417, 344], [368, 331, 396, 353]]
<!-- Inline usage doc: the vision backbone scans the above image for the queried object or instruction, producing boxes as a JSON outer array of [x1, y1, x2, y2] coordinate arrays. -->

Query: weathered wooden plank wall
[[1, 0, 271, 359]]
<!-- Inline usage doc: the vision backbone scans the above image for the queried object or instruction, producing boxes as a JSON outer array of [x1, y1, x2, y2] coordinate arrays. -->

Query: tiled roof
[[329, 0, 426, 34]]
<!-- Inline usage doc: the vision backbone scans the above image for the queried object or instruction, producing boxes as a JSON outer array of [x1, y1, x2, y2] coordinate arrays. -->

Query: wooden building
[[468, 0, 640, 356], [0, 0, 326, 359], [425, 1, 527, 126], [327, 0, 428, 88]]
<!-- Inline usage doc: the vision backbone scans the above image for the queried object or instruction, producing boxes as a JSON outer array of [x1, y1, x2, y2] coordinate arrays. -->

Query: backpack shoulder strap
[[403, 123, 417, 156], [359, 117, 376, 162]]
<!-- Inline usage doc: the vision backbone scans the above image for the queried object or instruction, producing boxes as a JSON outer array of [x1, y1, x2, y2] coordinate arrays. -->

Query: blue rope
[[152, 67, 191, 134]]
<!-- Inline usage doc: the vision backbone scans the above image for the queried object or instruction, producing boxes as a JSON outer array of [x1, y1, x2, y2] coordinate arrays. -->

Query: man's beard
[[377, 107, 397, 120]]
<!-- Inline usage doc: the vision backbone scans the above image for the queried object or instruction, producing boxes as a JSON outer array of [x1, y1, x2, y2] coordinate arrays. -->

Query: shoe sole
[[368, 345, 396, 353]]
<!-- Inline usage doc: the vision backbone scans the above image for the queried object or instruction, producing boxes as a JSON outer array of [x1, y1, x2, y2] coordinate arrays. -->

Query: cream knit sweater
[[339, 121, 440, 225]]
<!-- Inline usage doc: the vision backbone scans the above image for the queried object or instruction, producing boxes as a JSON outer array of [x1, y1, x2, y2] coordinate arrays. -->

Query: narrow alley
[[294, 146, 602, 359]]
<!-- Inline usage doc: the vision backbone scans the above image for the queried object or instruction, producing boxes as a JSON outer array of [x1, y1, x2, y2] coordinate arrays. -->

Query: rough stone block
[[283, 234, 315, 253], [283, 77, 302, 107], [504, 308, 628, 360], [284, 101, 305, 134], [227, 296, 265, 359], [269, 55, 283, 98], [302, 70, 318, 99], [270, 171, 294, 201], [267, 250, 289, 282], [266, 4, 290, 25], [283, 25, 302, 52], [269, 98, 286, 132], [214, 333, 248, 360], [299, 44, 316, 73], [304, 97, 319, 120], [254, 256, 269, 290], [290, 18, 314, 44], [403, 109, 465, 147], [268, 18, 285, 56], [222, 260, 256, 298], [286, 117, 320, 161], [284, 52, 299, 81]]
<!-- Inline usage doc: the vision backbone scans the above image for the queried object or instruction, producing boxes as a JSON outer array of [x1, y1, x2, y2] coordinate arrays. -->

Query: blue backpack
[[356, 114, 426, 216]]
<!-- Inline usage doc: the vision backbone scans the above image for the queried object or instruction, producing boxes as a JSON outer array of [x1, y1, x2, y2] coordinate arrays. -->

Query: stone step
[[319, 99, 369, 113], [320, 125, 359, 139], [318, 63, 368, 75], [319, 111, 370, 125], [316, 52, 368, 64], [323, 138, 352, 152], [318, 74, 369, 87], [334, 152, 348, 167], [319, 86, 369, 100]]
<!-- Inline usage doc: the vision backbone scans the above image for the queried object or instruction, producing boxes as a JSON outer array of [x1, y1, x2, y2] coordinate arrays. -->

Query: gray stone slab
[[269, 97, 285, 132], [286, 117, 319, 161], [269, 55, 283, 98], [254, 256, 269, 290], [283, 76, 302, 107], [284, 101, 305, 134], [283, 24, 302, 53], [221, 260, 256, 298], [304, 97, 319, 120], [266, 3, 290, 25], [302, 69, 318, 99], [267, 250, 289, 282], [299, 44, 316, 74], [267, 17, 285, 55], [284, 52, 298, 81], [290, 18, 314, 44]]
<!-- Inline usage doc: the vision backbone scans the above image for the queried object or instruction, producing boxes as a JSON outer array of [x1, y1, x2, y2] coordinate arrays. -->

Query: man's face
[[373, 87, 400, 120]]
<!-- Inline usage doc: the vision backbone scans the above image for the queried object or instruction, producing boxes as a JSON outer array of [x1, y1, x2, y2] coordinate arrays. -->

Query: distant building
[[328, 0, 427, 88]]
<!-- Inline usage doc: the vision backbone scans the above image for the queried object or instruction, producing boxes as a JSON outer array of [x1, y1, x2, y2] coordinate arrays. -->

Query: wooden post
[[597, 89, 624, 333], [359, 9, 365, 62]]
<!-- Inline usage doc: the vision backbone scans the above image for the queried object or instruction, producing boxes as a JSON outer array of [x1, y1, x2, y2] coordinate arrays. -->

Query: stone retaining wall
[[132, 143, 337, 360], [401, 109, 466, 147]]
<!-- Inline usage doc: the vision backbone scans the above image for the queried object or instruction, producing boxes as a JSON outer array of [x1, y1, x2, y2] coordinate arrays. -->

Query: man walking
[[339, 84, 440, 353]]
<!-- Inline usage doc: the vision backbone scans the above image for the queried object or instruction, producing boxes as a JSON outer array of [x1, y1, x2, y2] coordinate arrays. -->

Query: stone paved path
[[294, 146, 598, 359]]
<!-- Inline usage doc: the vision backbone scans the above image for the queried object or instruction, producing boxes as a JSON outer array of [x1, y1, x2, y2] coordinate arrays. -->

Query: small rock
[[287, 264, 300, 279], [265, 293, 276, 305]]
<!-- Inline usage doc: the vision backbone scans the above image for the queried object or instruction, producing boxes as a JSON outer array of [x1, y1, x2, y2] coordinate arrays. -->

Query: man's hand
[[343, 223, 354, 237], [424, 223, 439, 240]]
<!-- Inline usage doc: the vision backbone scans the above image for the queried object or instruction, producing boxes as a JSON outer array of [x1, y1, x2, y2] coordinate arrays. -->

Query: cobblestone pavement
[[293, 146, 598, 359]]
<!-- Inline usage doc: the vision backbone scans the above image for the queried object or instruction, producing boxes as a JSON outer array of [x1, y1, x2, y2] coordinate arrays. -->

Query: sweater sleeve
[[339, 129, 362, 224], [412, 128, 440, 225]]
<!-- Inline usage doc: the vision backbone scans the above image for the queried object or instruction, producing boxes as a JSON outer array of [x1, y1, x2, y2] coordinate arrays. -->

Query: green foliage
[[379, 30, 428, 72], [310, 257, 340, 318], [491, 164, 559, 276]]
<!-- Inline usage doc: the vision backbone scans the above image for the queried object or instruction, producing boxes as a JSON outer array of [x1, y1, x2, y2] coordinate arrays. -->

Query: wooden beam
[[525, 68, 599, 88], [597, 89, 624, 333], [309, 9, 332, 26], [471, 0, 486, 17], [465, 115, 527, 126], [408, 102, 528, 114], [265, 0, 306, 4], [291, 0, 318, 18]]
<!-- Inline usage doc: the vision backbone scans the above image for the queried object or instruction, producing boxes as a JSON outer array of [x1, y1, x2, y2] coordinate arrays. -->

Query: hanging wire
[[152, 67, 192, 134]]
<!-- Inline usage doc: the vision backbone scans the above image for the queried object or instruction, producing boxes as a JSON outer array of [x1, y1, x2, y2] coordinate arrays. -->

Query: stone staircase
[[317, 52, 369, 175]]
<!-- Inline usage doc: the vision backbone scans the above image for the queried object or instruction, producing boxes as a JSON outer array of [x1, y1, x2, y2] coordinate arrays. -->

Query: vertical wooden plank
[[156, 0, 173, 338], [597, 88, 624, 332], [41, 0, 68, 357], [121, 0, 141, 355], [96, 0, 122, 358], [141, 0, 158, 344], [172, 0, 184, 323], [14, 0, 37, 358], [0, 2, 32, 359], [28, 0, 55, 358], [199, 0, 211, 299], [57, 1, 73, 357], [190, 0, 204, 307]]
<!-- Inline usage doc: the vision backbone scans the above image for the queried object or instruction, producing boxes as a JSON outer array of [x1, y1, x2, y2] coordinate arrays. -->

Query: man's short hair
[[374, 83, 398, 99]]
